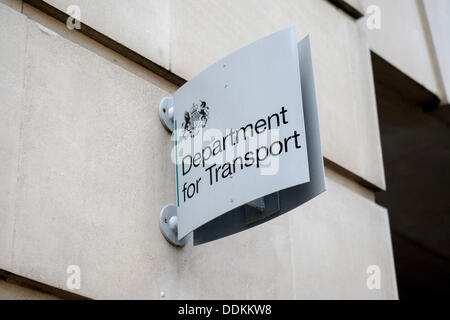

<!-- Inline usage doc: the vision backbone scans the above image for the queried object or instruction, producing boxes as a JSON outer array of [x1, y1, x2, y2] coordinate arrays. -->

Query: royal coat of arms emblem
[[181, 100, 210, 138]]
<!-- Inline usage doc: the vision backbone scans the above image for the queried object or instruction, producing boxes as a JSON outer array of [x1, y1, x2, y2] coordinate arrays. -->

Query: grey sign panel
[[168, 27, 325, 245], [193, 35, 326, 245]]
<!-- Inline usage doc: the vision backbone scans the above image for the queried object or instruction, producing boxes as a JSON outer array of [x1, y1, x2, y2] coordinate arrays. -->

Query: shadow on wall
[[372, 52, 450, 300]]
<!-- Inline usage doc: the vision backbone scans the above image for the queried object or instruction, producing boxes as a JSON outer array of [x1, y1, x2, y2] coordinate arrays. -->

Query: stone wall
[[1, 0, 433, 299], [359, 0, 448, 103]]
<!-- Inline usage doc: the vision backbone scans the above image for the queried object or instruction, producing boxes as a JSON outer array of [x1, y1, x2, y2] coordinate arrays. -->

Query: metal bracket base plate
[[159, 97, 174, 132], [159, 205, 189, 247]]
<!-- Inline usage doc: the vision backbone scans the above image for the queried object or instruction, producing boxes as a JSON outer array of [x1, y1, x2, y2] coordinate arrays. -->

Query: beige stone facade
[[0, 0, 448, 299]]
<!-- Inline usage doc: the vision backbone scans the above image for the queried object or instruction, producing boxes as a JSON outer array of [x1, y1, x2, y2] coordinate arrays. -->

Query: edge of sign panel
[[193, 35, 326, 245]]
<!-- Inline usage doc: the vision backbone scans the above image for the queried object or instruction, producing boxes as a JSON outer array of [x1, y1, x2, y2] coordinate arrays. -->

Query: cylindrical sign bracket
[[159, 205, 189, 247], [159, 97, 174, 132]]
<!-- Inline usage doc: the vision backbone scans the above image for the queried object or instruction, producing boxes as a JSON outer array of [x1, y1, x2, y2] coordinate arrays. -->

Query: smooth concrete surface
[[0, 0, 21, 11], [359, 0, 444, 100], [44, 0, 170, 71], [21, 2, 178, 95], [3, 0, 177, 94], [40, 0, 386, 190], [325, 167, 374, 201], [12, 18, 177, 299], [0, 3, 27, 271], [345, 21, 384, 190], [0, 6, 397, 298], [423, 0, 450, 103], [0, 279, 59, 300], [290, 176, 397, 300]]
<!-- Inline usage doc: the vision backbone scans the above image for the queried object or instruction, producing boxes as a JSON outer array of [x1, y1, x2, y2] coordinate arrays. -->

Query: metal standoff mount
[[159, 97, 174, 133], [158, 98, 189, 247], [159, 205, 190, 247]]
